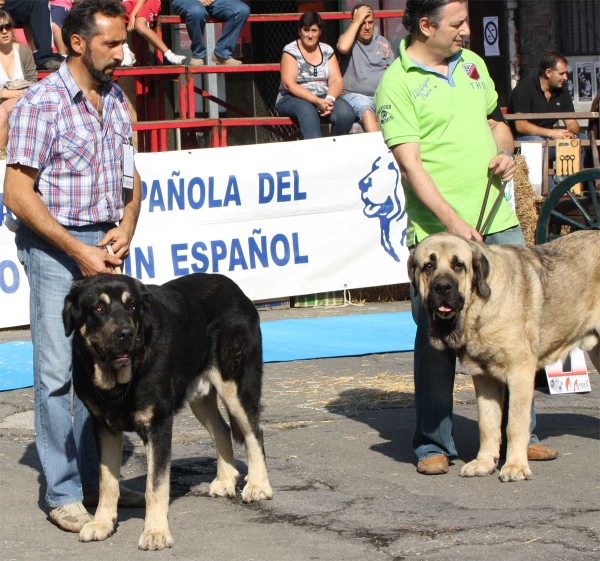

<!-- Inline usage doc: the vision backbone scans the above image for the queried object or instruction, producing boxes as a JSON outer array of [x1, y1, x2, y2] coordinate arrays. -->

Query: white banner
[[0, 133, 409, 329]]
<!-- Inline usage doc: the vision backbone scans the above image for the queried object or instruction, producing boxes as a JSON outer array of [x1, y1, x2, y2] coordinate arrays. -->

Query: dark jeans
[[4, 0, 58, 67], [276, 95, 355, 140]]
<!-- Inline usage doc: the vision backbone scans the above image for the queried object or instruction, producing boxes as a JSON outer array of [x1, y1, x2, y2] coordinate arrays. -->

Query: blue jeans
[[411, 226, 539, 461], [341, 92, 375, 122], [4, 0, 59, 66], [172, 0, 250, 60], [15, 224, 111, 507], [275, 95, 355, 140]]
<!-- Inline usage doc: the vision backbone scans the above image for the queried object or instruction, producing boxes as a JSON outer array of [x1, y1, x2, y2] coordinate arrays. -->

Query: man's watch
[[498, 149, 516, 163]]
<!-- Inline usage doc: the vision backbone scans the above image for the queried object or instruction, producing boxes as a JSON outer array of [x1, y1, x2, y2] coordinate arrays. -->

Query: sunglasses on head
[[0, 24, 12, 33]]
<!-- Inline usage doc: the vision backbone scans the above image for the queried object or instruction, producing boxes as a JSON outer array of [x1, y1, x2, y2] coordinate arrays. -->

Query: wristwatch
[[498, 149, 516, 162]]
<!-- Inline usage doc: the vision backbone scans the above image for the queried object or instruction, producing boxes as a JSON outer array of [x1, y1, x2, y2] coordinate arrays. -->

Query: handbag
[[3, 79, 35, 90]]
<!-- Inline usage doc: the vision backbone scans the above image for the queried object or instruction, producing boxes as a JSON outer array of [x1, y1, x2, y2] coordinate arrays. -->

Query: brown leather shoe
[[83, 484, 145, 508], [417, 454, 450, 475], [190, 57, 205, 67], [527, 444, 559, 461]]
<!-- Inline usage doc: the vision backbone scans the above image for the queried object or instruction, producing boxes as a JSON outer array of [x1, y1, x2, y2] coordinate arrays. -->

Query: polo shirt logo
[[410, 77, 433, 101], [463, 63, 480, 80], [377, 104, 393, 124]]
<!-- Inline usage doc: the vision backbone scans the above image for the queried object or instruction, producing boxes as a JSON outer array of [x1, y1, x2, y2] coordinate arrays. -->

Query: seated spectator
[[1, 0, 63, 70], [509, 52, 585, 159], [0, 10, 36, 148], [122, 0, 186, 66], [50, 0, 72, 57], [275, 11, 354, 140], [337, 4, 394, 133], [172, 0, 250, 67]]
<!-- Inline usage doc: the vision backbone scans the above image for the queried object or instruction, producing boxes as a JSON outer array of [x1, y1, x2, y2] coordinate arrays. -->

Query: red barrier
[[37, 11, 404, 152]]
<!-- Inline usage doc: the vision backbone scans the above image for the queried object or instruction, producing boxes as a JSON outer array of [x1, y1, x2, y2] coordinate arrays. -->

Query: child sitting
[[122, 0, 186, 66]]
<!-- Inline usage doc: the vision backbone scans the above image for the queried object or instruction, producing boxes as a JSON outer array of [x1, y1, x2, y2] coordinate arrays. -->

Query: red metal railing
[[117, 10, 405, 151]]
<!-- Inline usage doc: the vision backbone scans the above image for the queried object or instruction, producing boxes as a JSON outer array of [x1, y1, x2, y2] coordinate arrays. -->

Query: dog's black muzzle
[[97, 320, 136, 370], [427, 274, 464, 320]]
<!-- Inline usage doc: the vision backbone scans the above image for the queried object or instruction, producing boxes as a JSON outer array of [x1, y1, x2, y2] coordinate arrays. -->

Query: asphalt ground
[[1, 301, 599, 561]]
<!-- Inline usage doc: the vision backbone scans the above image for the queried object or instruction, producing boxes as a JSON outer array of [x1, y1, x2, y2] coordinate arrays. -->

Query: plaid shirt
[[7, 62, 133, 227]]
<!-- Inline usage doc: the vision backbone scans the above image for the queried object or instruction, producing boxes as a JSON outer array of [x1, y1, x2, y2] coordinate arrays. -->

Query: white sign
[[483, 17, 500, 57], [0, 133, 409, 329], [545, 348, 592, 394], [519, 142, 544, 196]]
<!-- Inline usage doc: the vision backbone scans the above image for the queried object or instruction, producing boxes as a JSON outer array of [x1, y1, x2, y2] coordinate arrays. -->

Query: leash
[[106, 244, 122, 274], [475, 164, 509, 235]]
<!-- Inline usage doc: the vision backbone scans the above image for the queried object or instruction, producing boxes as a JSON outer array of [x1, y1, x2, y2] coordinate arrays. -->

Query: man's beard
[[83, 48, 117, 85]]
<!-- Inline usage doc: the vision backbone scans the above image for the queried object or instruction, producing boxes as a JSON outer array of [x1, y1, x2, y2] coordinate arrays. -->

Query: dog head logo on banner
[[358, 151, 407, 262]]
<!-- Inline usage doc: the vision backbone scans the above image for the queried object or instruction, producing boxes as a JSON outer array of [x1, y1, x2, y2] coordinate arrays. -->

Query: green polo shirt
[[375, 37, 518, 245]]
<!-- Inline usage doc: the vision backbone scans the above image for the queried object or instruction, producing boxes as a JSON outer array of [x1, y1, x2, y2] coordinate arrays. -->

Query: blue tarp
[[0, 312, 416, 391]]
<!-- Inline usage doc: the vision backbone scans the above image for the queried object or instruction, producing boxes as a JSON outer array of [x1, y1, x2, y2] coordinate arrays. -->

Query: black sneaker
[[37, 59, 62, 71]]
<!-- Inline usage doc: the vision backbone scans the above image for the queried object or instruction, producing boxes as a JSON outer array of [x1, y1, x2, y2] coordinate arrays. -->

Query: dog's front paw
[[79, 520, 115, 542], [460, 458, 496, 477], [241, 481, 273, 503], [209, 477, 237, 498], [499, 462, 533, 482], [138, 530, 174, 551]]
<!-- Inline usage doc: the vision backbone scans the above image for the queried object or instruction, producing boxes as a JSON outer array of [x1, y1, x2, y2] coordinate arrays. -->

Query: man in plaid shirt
[[3, 0, 142, 533]]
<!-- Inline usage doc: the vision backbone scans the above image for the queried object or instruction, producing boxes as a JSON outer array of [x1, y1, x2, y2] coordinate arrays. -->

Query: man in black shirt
[[509, 52, 579, 139], [509, 51, 584, 172]]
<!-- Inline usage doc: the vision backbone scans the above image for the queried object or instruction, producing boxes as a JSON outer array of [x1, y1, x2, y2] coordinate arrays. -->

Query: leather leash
[[106, 244, 122, 274], [475, 164, 509, 235]]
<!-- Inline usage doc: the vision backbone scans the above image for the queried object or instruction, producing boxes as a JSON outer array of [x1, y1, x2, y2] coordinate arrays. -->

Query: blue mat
[[0, 341, 34, 392], [0, 312, 416, 391], [261, 312, 415, 362]]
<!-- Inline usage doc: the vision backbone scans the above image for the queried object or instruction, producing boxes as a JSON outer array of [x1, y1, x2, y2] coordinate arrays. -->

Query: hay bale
[[514, 154, 541, 246]]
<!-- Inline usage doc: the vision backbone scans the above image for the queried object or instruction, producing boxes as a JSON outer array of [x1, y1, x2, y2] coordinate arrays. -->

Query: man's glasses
[[0, 24, 13, 33]]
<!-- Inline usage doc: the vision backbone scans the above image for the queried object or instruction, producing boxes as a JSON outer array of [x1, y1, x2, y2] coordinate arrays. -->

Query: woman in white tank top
[[0, 10, 37, 148]]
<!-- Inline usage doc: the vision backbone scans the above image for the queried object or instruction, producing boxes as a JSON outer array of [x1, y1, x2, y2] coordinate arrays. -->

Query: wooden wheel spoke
[[536, 169, 600, 244]]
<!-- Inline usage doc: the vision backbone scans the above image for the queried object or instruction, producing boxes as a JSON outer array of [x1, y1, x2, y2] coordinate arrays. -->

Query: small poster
[[595, 62, 600, 97], [576, 62, 593, 103], [566, 66, 575, 101], [545, 348, 592, 394], [482, 16, 500, 57]]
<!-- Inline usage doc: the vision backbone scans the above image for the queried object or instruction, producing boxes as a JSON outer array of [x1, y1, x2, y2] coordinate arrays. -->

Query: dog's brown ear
[[407, 247, 417, 290], [470, 243, 491, 298], [63, 280, 84, 336]]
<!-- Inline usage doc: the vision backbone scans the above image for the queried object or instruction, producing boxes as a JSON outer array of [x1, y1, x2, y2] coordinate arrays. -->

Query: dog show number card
[[545, 348, 591, 394]]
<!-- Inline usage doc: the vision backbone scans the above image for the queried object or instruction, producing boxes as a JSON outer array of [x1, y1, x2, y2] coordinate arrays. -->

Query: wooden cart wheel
[[535, 168, 600, 245]]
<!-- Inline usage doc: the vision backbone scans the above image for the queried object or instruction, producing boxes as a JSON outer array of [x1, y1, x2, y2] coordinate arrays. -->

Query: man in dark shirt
[[509, 51, 580, 140]]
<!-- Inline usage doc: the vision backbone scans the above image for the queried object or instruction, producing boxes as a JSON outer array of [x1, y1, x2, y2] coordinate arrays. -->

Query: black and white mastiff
[[63, 273, 273, 550]]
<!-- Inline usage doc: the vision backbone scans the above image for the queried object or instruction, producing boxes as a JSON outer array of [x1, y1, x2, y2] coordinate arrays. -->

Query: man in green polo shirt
[[375, 0, 558, 476]]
